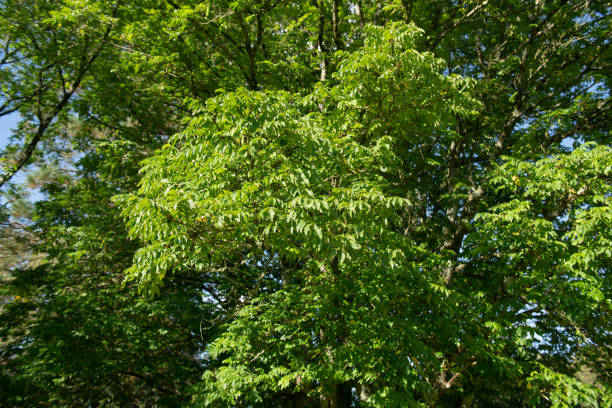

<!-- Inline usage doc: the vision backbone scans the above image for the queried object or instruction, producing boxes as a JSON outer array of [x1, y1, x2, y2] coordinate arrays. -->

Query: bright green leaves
[[526, 364, 609, 408], [333, 22, 478, 121], [485, 144, 612, 281], [463, 144, 612, 404], [3, 0, 611, 406], [116, 21, 480, 405], [329, 23, 479, 151], [117, 22, 478, 296]]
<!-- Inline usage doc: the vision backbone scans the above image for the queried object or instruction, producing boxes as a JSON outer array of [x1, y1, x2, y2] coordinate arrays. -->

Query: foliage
[[1, 0, 611, 407]]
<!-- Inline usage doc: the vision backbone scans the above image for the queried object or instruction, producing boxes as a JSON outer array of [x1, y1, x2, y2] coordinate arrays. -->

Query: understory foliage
[[1, 0, 611, 407]]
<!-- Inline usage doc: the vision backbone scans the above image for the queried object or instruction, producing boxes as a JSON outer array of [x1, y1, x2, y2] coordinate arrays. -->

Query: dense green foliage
[[1, 0, 610, 406]]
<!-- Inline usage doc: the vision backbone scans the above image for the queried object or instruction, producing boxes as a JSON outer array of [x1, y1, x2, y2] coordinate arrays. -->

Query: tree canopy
[[0, 0, 610, 407]]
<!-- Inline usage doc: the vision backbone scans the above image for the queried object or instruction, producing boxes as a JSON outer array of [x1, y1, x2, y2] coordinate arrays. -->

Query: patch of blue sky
[[0, 112, 44, 203], [0, 111, 20, 149]]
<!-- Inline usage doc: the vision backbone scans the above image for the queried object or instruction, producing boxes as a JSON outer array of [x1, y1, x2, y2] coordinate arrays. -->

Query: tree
[[0, 0, 119, 187], [1, 0, 610, 407], [1, 158, 213, 406]]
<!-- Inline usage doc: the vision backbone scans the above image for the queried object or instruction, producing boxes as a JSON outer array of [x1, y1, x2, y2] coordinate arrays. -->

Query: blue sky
[[0, 112, 44, 202], [0, 112, 20, 149]]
